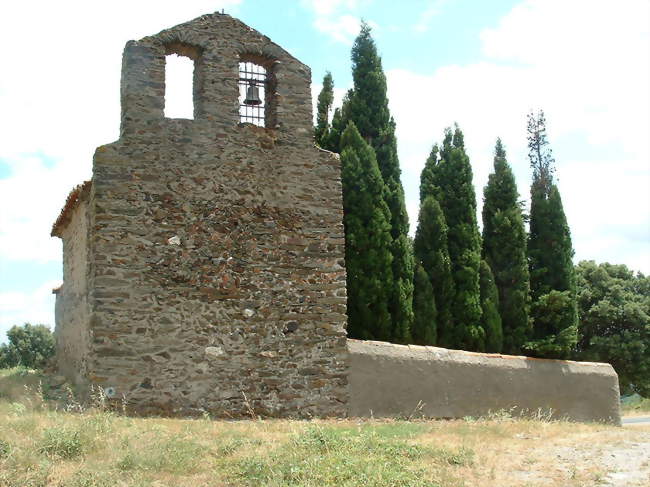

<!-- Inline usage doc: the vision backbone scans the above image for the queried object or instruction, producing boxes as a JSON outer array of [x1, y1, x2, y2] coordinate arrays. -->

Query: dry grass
[[622, 396, 650, 417], [1, 367, 648, 487]]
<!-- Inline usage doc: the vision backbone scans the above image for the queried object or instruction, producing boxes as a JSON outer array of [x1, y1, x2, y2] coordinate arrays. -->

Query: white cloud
[[0, 0, 243, 341], [387, 0, 650, 273], [0, 280, 59, 338], [302, 0, 375, 44], [414, 0, 448, 33], [314, 14, 364, 44], [302, 0, 361, 17], [0, 0, 242, 264]]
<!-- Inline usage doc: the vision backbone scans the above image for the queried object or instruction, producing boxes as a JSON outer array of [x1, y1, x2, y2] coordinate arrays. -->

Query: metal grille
[[239, 62, 266, 126]]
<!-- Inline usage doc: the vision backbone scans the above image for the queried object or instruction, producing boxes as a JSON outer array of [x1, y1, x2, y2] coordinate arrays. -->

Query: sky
[[1, 0, 648, 341]]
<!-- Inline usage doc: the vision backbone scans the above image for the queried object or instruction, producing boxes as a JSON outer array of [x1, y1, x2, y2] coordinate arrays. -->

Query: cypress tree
[[339, 121, 394, 341], [481, 139, 531, 354], [419, 145, 439, 202], [432, 126, 484, 351], [340, 21, 414, 342], [526, 110, 578, 358], [324, 107, 344, 153], [479, 260, 503, 353], [415, 151, 455, 347], [529, 184, 576, 298], [412, 263, 437, 345], [314, 72, 334, 148]]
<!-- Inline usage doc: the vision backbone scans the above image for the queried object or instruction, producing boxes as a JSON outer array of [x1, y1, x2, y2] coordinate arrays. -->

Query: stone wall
[[348, 340, 622, 425], [53, 185, 92, 390], [53, 12, 620, 423], [53, 13, 348, 417]]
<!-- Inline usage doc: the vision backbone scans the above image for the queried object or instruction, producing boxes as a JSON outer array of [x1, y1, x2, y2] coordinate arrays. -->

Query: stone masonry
[[52, 13, 348, 417], [53, 13, 621, 424]]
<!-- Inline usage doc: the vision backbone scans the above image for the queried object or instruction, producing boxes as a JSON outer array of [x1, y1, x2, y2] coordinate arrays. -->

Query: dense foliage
[[414, 152, 455, 347], [479, 260, 503, 353], [314, 49, 645, 394], [431, 127, 484, 351], [412, 263, 437, 345], [482, 139, 531, 354], [339, 122, 394, 341], [321, 22, 413, 341], [314, 72, 334, 148], [526, 111, 577, 358], [345, 22, 414, 342], [574, 261, 650, 395], [0, 323, 55, 369]]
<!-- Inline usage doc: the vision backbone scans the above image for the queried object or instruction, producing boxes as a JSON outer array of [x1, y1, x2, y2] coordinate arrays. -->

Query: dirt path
[[504, 428, 650, 487], [601, 439, 650, 486]]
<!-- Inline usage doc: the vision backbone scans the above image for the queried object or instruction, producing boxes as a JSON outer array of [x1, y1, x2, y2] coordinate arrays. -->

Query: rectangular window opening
[[165, 53, 195, 119], [239, 62, 267, 127]]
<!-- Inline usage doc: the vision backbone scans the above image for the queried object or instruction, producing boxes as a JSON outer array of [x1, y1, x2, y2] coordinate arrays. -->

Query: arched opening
[[165, 53, 195, 119], [239, 61, 267, 126]]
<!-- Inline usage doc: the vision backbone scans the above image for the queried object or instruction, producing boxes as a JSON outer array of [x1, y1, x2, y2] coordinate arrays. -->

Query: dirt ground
[[497, 425, 650, 487]]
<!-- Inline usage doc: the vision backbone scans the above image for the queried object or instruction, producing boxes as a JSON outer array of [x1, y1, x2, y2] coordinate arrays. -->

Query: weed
[[231, 426, 440, 487], [365, 420, 429, 439], [68, 470, 113, 487], [39, 426, 85, 459], [487, 407, 517, 421], [117, 437, 205, 474], [217, 437, 260, 456], [0, 439, 10, 458], [8, 402, 26, 416], [433, 446, 475, 466], [622, 395, 650, 414]]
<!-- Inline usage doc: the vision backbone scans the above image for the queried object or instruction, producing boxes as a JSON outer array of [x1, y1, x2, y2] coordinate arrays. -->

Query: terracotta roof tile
[[51, 181, 92, 237]]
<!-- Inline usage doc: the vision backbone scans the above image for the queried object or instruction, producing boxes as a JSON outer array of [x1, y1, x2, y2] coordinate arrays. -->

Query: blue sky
[[1, 0, 648, 341]]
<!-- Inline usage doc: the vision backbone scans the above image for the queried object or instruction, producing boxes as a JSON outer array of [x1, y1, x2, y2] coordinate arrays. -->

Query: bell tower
[[52, 13, 349, 418]]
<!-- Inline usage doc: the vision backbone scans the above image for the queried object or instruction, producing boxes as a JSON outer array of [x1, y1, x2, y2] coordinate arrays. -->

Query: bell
[[244, 82, 262, 106]]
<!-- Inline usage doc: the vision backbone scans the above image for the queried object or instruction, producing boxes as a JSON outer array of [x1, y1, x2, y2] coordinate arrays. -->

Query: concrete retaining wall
[[348, 340, 621, 425]]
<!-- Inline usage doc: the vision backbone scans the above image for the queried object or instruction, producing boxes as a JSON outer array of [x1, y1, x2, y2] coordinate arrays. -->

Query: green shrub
[[117, 437, 205, 473], [39, 427, 85, 459], [0, 439, 10, 458], [0, 324, 55, 369]]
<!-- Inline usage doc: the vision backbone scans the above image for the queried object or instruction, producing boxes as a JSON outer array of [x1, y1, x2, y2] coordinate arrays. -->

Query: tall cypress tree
[[526, 110, 578, 358], [339, 22, 414, 342], [325, 107, 344, 153], [479, 260, 503, 353], [412, 263, 437, 345], [432, 126, 484, 351], [481, 139, 531, 354], [314, 72, 334, 148], [339, 121, 394, 341], [415, 147, 455, 347]]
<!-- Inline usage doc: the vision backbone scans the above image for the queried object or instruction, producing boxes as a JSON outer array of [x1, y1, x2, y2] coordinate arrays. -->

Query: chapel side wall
[[83, 14, 349, 417], [87, 136, 348, 418], [348, 340, 622, 425], [54, 200, 92, 390]]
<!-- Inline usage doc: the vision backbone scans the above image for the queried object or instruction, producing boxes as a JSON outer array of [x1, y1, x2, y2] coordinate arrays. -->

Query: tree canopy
[[0, 323, 55, 369], [482, 139, 531, 354], [574, 261, 650, 395], [432, 126, 484, 351], [339, 122, 394, 341], [526, 111, 577, 358]]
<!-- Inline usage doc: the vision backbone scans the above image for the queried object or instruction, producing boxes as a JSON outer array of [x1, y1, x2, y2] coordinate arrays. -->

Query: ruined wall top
[[120, 13, 314, 141]]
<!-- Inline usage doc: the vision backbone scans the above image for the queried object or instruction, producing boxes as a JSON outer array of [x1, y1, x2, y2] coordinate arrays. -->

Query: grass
[[1, 367, 648, 487], [622, 395, 650, 415]]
